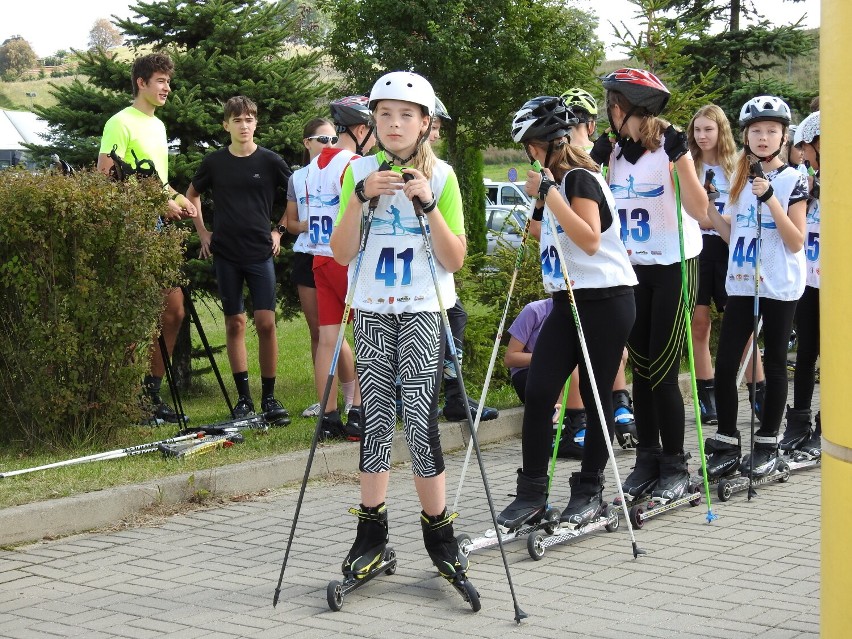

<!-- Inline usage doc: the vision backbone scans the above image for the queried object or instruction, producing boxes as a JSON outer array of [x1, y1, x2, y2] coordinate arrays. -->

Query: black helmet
[[601, 68, 670, 116], [330, 95, 372, 129], [434, 96, 451, 121], [511, 96, 577, 143]]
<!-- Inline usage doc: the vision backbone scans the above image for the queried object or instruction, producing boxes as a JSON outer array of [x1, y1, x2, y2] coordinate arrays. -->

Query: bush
[[0, 169, 187, 448], [457, 237, 544, 391]]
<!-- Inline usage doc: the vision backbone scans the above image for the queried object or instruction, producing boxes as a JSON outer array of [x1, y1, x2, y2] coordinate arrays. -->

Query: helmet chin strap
[[744, 143, 782, 164], [375, 120, 431, 166], [345, 126, 374, 157]]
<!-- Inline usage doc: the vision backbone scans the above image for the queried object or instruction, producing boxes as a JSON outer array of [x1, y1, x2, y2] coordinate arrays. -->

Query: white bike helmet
[[369, 71, 435, 116], [794, 111, 820, 146], [738, 95, 792, 129]]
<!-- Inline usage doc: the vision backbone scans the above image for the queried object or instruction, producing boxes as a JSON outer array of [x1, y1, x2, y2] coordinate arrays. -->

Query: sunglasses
[[306, 135, 338, 144]]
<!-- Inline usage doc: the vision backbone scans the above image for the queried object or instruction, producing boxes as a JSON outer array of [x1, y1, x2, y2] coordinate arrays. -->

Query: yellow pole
[[821, 1, 852, 637]]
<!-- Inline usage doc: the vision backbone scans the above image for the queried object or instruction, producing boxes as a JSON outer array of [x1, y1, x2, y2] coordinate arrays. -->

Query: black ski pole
[[405, 173, 527, 623], [272, 173, 386, 607], [182, 286, 234, 415], [158, 333, 187, 429], [747, 157, 766, 500]]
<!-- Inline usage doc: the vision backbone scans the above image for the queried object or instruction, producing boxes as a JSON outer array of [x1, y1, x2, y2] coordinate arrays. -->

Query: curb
[[0, 408, 525, 547]]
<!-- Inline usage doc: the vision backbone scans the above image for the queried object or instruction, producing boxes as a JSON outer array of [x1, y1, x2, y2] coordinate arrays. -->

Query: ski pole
[[406, 173, 527, 623], [0, 432, 204, 478], [183, 287, 234, 416], [451, 194, 539, 512], [672, 166, 718, 522], [273, 164, 389, 608], [158, 333, 187, 430], [538, 164, 645, 558], [745, 156, 766, 500], [736, 318, 763, 387], [547, 381, 572, 495]]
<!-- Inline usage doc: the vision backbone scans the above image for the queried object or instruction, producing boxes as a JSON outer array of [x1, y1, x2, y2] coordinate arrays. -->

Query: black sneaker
[[261, 396, 291, 425], [443, 395, 498, 422], [152, 402, 188, 425], [343, 406, 363, 442], [320, 411, 347, 441], [233, 396, 255, 419]]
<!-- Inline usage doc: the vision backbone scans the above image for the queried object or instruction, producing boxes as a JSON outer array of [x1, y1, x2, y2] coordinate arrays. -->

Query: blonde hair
[[374, 101, 436, 178], [527, 138, 598, 182], [605, 90, 669, 151], [688, 104, 736, 180]]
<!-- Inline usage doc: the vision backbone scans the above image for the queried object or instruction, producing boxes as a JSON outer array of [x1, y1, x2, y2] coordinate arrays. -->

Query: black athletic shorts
[[696, 234, 728, 311], [214, 255, 277, 316], [289, 251, 316, 288]]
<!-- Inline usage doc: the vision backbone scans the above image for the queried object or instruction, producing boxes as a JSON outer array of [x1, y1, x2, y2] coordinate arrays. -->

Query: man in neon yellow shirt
[[97, 53, 197, 424]]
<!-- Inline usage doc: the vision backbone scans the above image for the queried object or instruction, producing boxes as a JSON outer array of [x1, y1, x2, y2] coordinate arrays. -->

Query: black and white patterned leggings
[[354, 310, 445, 478]]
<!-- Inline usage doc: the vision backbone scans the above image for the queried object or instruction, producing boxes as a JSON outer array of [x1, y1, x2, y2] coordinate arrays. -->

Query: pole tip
[[706, 510, 718, 523], [272, 590, 280, 608], [514, 607, 529, 623], [632, 542, 646, 558]]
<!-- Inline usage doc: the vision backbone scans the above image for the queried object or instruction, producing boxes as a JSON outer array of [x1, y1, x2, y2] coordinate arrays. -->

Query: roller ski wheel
[[450, 576, 481, 612], [616, 482, 703, 527], [716, 459, 791, 501], [629, 504, 645, 530], [526, 505, 618, 560], [460, 505, 560, 556], [327, 547, 397, 612]]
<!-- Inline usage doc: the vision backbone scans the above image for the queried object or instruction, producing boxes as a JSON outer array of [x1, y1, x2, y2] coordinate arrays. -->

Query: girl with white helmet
[[704, 96, 808, 480], [779, 110, 821, 458], [496, 95, 637, 532], [687, 104, 767, 427], [597, 68, 710, 505], [330, 71, 472, 593]]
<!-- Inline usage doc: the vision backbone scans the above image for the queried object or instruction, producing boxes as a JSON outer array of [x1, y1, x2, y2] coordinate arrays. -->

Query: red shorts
[[314, 255, 352, 326]]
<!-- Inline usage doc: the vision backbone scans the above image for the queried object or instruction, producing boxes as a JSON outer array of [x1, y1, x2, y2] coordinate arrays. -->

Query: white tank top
[[804, 196, 820, 289], [347, 156, 457, 314], [540, 168, 637, 292], [609, 141, 702, 265], [725, 166, 806, 301]]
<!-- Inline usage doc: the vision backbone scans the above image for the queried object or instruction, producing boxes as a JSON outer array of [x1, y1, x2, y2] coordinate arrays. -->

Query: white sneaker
[[301, 402, 321, 418]]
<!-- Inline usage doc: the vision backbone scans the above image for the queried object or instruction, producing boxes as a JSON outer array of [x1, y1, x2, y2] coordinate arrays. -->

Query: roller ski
[[177, 413, 270, 437], [460, 471, 561, 556], [615, 451, 702, 529], [780, 408, 821, 471], [717, 437, 791, 501], [527, 471, 618, 560], [422, 509, 480, 612], [328, 504, 397, 612]]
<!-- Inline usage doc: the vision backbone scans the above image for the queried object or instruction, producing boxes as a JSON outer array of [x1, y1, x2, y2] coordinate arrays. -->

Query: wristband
[[757, 184, 774, 203], [532, 205, 544, 222], [354, 179, 370, 203], [421, 197, 437, 214], [538, 177, 557, 201]]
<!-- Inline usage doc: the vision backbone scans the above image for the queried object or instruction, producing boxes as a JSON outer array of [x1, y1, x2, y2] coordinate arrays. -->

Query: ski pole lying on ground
[[0, 432, 205, 478], [159, 432, 244, 458]]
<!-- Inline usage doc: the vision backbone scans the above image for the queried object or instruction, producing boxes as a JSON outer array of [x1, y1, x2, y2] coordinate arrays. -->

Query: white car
[[485, 205, 529, 254], [484, 179, 531, 208]]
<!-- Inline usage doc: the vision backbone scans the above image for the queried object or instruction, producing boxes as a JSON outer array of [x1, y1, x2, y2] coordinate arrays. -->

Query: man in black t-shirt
[[186, 96, 292, 422]]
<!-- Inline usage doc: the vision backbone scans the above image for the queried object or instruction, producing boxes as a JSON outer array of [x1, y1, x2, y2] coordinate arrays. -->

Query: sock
[[233, 371, 251, 399], [261, 376, 275, 400], [341, 379, 356, 406], [144, 375, 162, 404]]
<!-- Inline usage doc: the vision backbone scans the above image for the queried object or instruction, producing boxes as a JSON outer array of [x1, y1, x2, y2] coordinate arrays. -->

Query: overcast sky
[[3, 0, 821, 59]]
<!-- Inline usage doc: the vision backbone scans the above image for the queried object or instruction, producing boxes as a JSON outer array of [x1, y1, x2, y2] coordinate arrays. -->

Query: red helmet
[[601, 68, 670, 116]]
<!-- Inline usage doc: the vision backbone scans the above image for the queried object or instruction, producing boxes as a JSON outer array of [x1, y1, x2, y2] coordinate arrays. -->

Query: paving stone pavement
[[0, 385, 820, 638]]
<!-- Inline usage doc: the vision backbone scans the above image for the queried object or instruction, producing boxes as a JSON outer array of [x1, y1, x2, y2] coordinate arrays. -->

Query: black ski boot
[[497, 470, 548, 532], [443, 379, 498, 422], [320, 410, 347, 441], [800, 412, 821, 458], [747, 380, 766, 422], [696, 379, 718, 425], [741, 435, 782, 478], [555, 409, 586, 459], [612, 390, 637, 448], [780, 406, 812, 453], [421, 509, 469, 580], [343, 405, 363, 442], [342, 504, 388, 579], [704, 432, 741, 479], [559, 471, 605, 529], [621, 446, 661, 498], [652, 452, 691, 504]]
